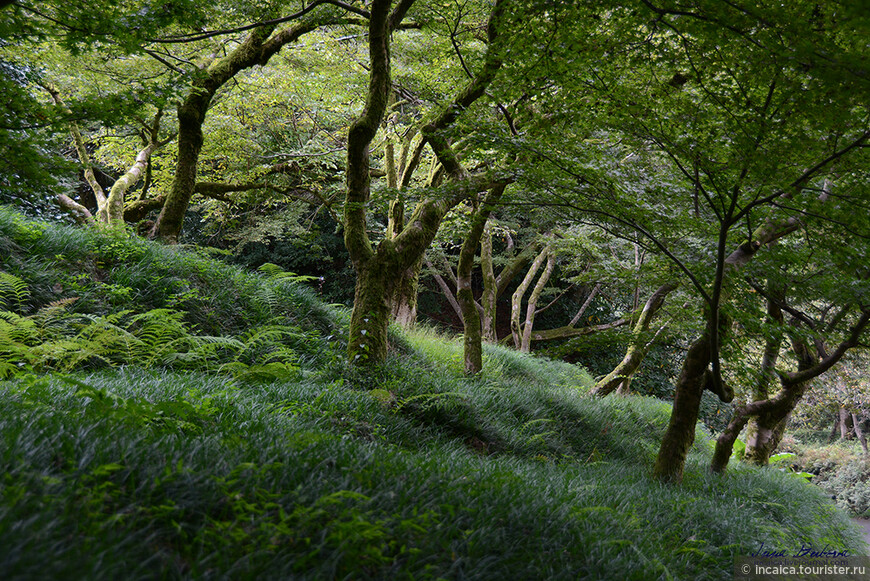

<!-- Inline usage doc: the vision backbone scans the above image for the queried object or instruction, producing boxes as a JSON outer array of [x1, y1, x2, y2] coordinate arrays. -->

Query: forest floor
[[1, 207, 867, 580]]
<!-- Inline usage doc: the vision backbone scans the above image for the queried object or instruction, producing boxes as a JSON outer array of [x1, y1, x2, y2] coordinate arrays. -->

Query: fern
[[257, 262, 319, 284], [0, 302, 306, 377], [235, 325, 302, 366], [0, 270, 29, 312], [0, 311, 40, 377]]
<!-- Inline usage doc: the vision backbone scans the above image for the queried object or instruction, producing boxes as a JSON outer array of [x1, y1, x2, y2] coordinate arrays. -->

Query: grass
[[0, 207, 867, 579]]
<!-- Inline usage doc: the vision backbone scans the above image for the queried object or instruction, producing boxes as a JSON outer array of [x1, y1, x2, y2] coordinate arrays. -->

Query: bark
[[828, 412, 841, 443], [426, 257, 463, 320], [654, 171, 860, 483], [349, 248, 399, 364], [711, 310, 870, 472], [45, 84, 168, 227], [591, 282, 679, 397], [385, 102, 421, 327], [569, 283, 601, 328], [390, 258, 422, 326], [711, 337, 815, 472], [480, 222, 497, 342], [123, 196, 165, 223], [43, 85, 108, 221], [457, 224, 484, 373], [57, 194, 94, 225], [106, 142, 158, 226], [344, 0, 395, 363], [710, 388, 806, 472], [496, 240, 542, 297], [511, 246, 549, 349], [520, 251, 556, 352], [840, 407, 852, 439], [743, 413, 791, 465], [741, 286, 784, 458]]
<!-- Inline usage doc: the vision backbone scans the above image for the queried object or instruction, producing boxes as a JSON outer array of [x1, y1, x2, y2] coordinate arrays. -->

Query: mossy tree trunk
[[853, 413, 868, 454], [740, 287, 786, 465], [653, 334, 713, 483], [591, 282, 679, 397], [456, 185, 505, 374], [390, 259, 422, 327], [429, 231, 542, 343], [510, 245, 549, 349], [653, 183, 820, 483], [45, 84, 170, 228], [519, 251, 555, 353], [344, 0, 506, 365], [480, 223, 498, 342], [711, 310, 870, 473]]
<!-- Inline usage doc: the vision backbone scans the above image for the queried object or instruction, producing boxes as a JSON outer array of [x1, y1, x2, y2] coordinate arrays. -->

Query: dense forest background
[[2, 2, 870, 576]]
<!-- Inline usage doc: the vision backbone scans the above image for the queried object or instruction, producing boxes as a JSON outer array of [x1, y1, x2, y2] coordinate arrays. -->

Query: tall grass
[[1, 369, 863, 580], [0, 207, 866, 579]]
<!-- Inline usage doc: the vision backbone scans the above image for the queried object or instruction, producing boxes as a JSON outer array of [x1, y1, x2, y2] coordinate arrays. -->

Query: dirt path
[[855, 518, 870, 553]]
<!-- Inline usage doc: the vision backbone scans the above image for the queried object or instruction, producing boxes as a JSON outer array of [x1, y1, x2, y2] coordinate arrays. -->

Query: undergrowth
[[0, 207, 866, 579], [783, 435, 870, 518]]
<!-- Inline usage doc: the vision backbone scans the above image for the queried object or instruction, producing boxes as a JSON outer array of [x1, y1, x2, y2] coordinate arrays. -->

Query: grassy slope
[[0, 208, 866, 580]]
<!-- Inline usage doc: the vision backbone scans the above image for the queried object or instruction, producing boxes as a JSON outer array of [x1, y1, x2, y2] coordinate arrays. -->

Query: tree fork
[[591, 282, 679, 397]]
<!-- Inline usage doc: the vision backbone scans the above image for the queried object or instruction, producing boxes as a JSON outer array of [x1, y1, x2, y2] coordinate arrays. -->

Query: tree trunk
[[743, 414, 791, 465], [853, 413, 868, 454], [480, 222, 497, 342], [511, 246, 549, 349], [152, 17, 326, 241], [106, 142, 159, 227], [520, 251, 556, 352], [348, 250, 401, 364], [344, 0, 505, 365], [591, 282, 678, 397], [829, 412, 841, 443], [654, 193, 823, 483], [741, 288, 784, 463], [425, 257, 463, 320], [457, 186, 505, 374], [712, 335, 816, 472], [653, 335, 711, 483], [390, 258, 421, 327], [840, 407, 853, 439], [153, 96, 206, 242], [57, 194, 94, 225]]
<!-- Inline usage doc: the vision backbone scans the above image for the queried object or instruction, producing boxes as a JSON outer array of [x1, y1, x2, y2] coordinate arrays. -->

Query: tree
[[43, 84, 174, 227], [493, 0, 869, 482], [151, 2, 367, 242], [343, 0, 507, 364]]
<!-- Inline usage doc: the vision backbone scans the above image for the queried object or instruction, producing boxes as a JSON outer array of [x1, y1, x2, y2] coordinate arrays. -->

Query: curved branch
[[781, 309, 870, 386], [150, 0, 370, 44]]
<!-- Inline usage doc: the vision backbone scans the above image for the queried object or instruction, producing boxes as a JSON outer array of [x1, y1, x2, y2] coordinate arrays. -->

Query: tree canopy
[[2, 0, 870, 484]]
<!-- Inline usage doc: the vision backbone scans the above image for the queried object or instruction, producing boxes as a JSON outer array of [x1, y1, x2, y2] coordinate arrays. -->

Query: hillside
[[0, 208, 866, 580]]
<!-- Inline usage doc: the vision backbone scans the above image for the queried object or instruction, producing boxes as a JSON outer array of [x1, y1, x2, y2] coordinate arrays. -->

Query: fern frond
[[0, 270, 29, 312]]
